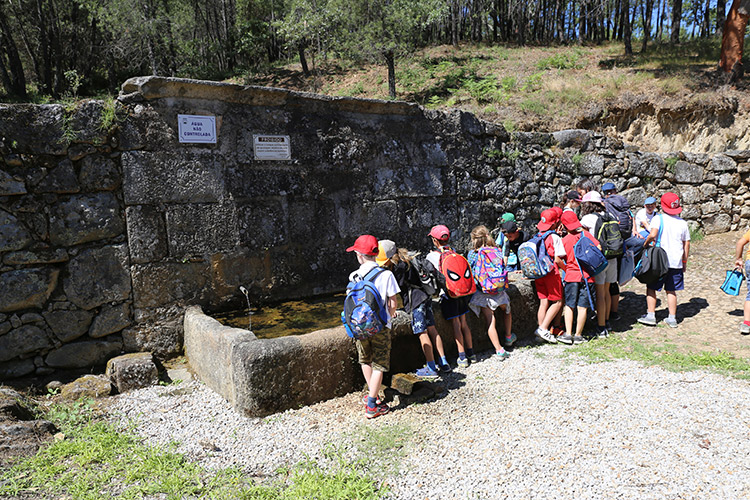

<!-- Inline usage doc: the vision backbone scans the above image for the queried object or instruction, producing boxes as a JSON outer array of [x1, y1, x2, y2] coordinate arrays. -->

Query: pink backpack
[[472, 246, 508, 294]]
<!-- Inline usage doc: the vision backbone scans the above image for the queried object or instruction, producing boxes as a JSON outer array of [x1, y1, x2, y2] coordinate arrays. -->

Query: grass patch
[[0, 399, 394, 500], [689, 225, 704, 242], [566, 334, 750, 379], [536, 49, 584, 70]]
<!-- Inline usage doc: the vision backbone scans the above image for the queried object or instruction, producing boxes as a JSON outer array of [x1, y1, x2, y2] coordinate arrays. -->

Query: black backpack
[[604, 195, 633, 237], [634, 214, 669, 285], [594, 213, 624, 258], [411, 255, 439, 296]]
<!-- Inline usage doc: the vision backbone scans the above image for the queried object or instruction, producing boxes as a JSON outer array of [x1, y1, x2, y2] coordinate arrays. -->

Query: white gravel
[[109, 345, 750, 500]]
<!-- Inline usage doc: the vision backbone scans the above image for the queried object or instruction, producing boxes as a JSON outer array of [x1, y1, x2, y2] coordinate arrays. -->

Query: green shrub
[[536, 51, 584, 70]]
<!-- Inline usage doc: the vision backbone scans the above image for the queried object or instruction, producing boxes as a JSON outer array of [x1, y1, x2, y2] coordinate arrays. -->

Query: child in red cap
[[346, 235, 401, 418], [533, 209, 567, 343]]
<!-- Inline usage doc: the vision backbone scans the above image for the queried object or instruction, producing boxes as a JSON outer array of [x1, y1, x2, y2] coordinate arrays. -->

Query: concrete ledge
[[185, 278, 539, 417]]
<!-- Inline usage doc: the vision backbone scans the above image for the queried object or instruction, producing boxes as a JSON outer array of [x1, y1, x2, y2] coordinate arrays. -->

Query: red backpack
[[438, 246, 477, 298]]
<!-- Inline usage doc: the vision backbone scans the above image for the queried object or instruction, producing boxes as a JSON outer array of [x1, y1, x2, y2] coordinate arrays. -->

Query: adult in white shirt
[[637, 192, 690, 329], [634, 196, 658, 238]]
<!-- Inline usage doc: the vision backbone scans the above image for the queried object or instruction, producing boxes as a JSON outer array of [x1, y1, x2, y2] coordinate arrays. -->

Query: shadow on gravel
[[727, 308, 744, 317], [677, 297, 709, 321]]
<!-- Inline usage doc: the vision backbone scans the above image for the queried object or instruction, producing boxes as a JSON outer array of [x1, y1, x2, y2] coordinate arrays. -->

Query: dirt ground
[[614, 230, 750, 360]]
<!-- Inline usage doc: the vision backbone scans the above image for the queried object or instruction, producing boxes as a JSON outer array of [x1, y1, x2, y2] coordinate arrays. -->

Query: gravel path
[[110, 345, 750, 500]]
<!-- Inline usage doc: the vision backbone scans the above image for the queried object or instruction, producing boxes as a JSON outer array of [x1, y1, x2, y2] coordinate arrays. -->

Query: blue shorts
[[411, 301, 436, 334], [564, 281, 594, 309], [744, 260, 750, 300], [648, 268, 684, 292]]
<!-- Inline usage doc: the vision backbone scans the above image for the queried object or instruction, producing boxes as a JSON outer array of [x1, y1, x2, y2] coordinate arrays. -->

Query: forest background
[[0, 0, 745, 132]]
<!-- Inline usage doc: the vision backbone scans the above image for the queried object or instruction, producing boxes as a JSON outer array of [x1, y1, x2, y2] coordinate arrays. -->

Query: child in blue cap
[[635, 197, 658, 238]]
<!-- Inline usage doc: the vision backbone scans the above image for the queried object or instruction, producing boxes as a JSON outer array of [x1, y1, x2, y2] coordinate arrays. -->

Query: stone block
[[337, 199, 399, 241], [627, 153, 666, 178], [619, 187, 647, 208], [0, 169, 26, 195], [703, 213, 732, 235], [702, 201, 720, 215], [125, 205, 167, 264], [0, 104, 66, 155], [0, 359, 36, 379], [79, 155, 121, 191], [391, 386, 436, 407], [0, 209, 32, 252], [674, 162, 703, 184], [700, 183, 718, 198], [49, 193, 125, 246], [45, 340, 122, 369], [0, 268, 59, 313], [681, 205, 701, 220], [32, 159, 79, 194], [0, 325, 53, 362], [391, 373, 421, 395], [60, 374, 113, 400], [4, 249, 69, 266], [373, 165, 445, 198], [0, 322, 10, 335], [64, 245, 131, 310], [117, 103, 175, 151], [552, 129, 592, 149], [131, 262, 208, 309], [122, 320, 183, 359], [43, 309, 93, 343], [106, 352, 159, 393], [711, 154, 736, 172], [210, 251, 268, 300], [578, 153, 604, 175], [236, 199, 287, 249], [166, 203, 239, 257], [89, 303, 132, 338], [719, 173, 741, 188], [122, 150, 225, 204], [676, 185, 701, 205]]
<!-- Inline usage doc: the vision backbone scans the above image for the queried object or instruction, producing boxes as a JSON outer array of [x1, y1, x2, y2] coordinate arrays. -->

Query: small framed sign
[[253, 134, 291, 160], [178, 115, 217, 143]]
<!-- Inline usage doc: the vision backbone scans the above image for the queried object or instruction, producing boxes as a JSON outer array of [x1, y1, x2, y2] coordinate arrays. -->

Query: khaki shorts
[[356, 328, 392, 372]]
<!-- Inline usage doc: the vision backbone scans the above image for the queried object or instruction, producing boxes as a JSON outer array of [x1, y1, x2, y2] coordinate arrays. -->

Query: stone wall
[[2, 76, 749, 378]]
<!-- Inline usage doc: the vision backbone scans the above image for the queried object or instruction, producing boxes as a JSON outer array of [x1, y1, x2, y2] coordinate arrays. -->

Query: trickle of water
[[239, 286, 252, 331]]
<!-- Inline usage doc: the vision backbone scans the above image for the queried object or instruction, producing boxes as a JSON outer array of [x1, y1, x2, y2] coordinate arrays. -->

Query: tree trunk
[[299, 43, 310, 76], [623, 0, 632, 54], [0, 4, 26, 98], [385, 51, 396, 99], [719, 0, 750, 79], [641, 0, 654, 51], [717, 0, 727, 35], [671, 0, 683, 43], [452, 0, 459, 46]]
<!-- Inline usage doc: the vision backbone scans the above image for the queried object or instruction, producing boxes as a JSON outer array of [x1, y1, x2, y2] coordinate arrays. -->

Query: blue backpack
[[574, 233, 608, 277], [518, 230, 555, 279], [341, 267, 389, 340]]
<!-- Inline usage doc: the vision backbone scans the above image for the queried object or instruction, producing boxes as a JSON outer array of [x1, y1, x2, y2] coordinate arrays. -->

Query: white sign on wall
[[178, 115, 217, 143], [253, 135, 291, 160]]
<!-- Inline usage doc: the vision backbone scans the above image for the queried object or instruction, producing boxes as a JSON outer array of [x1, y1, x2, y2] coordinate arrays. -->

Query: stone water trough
[[185, 278, 539, 416]]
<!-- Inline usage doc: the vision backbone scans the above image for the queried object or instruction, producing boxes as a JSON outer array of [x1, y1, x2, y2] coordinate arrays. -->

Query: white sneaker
[[740, 322, 750, 335], [637, 315, 656, 326], [534, 327, 557, 343], [663, 318, 678, 328]]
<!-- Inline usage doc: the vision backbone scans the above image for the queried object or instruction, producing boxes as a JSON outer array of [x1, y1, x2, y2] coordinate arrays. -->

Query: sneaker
[[365, 402, 389, 419], [572, 335, 585, 344], [457, 357, 470, 368], [502, 333, 517, 347], [557, 333, 574, 345], [415, 366, 440, 381], [664, 318, 678, 328], [550, 326, 565, 337], [596, 326, 609, 338], [605, 321, 612, 331], [362, 395, 382, 406], [610, 312, 621, 321], [637, 315, 657, 326], [495, 351, 510, 361], [740, 322, 750, 335], [534, 327, 558, 344], [438, 362, 453, 373], [468, 354, 477, 364]]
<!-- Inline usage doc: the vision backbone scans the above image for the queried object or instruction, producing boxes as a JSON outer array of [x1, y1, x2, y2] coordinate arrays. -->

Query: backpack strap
[[362, 266, 385, 283], [655, 214, 664, 248], [572, 234, 596, 311]]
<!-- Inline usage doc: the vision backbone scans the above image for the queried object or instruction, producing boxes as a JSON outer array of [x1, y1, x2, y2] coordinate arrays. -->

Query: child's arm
[[387, 295, 398, 318], [682, 240, 690, 271], [735, 234, 750, 268]]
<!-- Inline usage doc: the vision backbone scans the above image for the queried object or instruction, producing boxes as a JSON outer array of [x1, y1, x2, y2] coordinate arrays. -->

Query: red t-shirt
[[562, 230, 600, 283]]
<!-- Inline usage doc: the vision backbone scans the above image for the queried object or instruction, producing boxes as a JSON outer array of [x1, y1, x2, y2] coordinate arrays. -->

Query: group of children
[[344, 179, 692, 419]]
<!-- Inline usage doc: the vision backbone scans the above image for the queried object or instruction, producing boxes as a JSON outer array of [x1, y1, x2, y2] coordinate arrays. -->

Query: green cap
[[500, 213, 516, 223]]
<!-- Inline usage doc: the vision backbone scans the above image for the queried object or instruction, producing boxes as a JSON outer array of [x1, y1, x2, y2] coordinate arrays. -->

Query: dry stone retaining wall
[[1, 76, 749, 378]]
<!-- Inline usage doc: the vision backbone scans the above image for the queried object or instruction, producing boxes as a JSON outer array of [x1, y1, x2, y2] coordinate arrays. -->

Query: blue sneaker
[[457, 357, 469, 368], [502, 333, 517, 347], [415, 366, 440, 381], [496, 351, 510, 361]]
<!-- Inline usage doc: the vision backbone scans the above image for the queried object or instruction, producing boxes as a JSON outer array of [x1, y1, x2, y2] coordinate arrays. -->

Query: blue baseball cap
[[602, 182, 616, 192], [644, 196, 657, 205]]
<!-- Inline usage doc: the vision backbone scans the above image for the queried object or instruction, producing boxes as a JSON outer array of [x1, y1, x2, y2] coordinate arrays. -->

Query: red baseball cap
[[561, 211, 582, 231], [346, 234, 379, 255], [537, 209, 559, 231], [551, 206, 563, 219], [429, 225, 451, 241], [661, 192, 683, 215]]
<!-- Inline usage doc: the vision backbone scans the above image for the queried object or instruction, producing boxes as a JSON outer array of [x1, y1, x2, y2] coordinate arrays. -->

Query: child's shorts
[[469, 290, 511, 316], [745, 260, 750, 300], [647, 267, 684, 292], [535, 271, 563, 302], [440, 295, 469, 320], [411, 301, 436, 334], [356, 329, 392, 372], [603, 258, 618, 283], [564, 281, 594, 309]]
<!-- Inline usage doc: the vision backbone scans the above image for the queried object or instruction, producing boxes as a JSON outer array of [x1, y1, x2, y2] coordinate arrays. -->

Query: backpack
[[341, 267, 390, 340], [720, 269, 745, 296], [634, 215, 669, 285], [411, 254, 439, 296], [471, 246, 508, 294], [573, 233, 608, 277], [518, 230, 555, 279], [604, 195, 633, 237], [594, 212, 624, 258], [438, 247, 477, 298]]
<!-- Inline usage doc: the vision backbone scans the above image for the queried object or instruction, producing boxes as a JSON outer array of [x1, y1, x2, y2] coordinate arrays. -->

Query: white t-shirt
[[548, 232, 566, 257], [635, 208, 657, 232], [580, 213, 600, 234], [650, 214, 690, 268], [426, 250, 446, 298]]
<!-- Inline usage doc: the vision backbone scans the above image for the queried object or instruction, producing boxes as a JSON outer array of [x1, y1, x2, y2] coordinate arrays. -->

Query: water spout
[[239, 286, 252, 332]]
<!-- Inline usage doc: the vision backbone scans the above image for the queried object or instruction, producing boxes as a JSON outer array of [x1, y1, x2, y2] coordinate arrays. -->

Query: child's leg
[[564, 305, 574, 336], [575, 306, 588, 336], [451, 317, 466, 353], [541, 300, 563, 330], [666, 291, 678, 316], [595, 283, 607, 327], [418, 332, 435, 364], [361, 363, 373, 388], [646, 288, 657, 314], [459, 314, 473, 350], [481, 306, 502, 353], [500, 304, 512, 340], [537, 298, 549, 325], [426, 325, 447, 360]]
